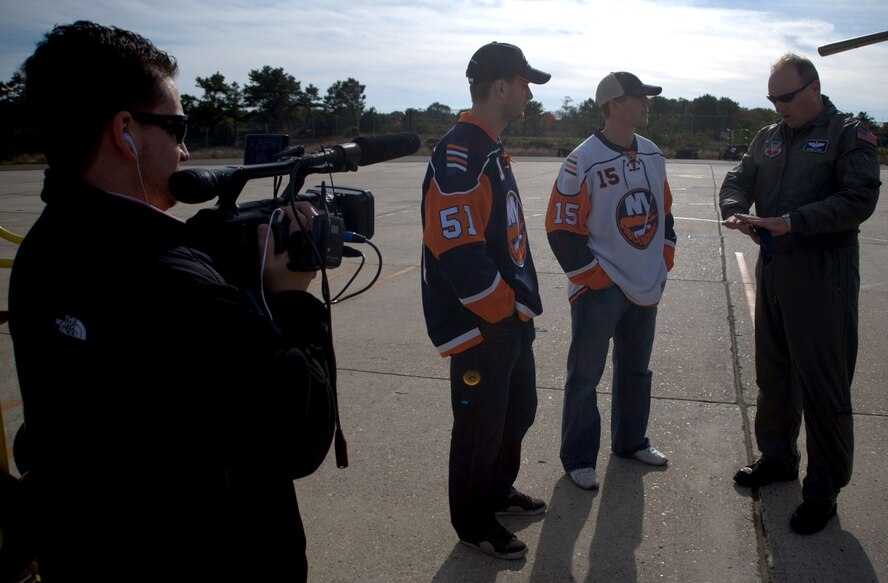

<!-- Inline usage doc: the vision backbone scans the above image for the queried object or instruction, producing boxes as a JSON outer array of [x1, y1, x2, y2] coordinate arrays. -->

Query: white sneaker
[[569, 467, 599, 490], [631, 444, 668, 466]]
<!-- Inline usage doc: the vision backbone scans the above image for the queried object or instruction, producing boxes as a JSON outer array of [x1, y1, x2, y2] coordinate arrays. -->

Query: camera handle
[[284, 213, 345, 272]]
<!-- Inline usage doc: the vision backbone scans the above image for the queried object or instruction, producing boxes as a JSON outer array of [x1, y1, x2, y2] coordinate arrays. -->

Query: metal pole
[[818, 30, 888, 56]]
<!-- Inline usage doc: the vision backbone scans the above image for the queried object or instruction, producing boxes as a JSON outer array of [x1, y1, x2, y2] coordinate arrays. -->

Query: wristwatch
[[782, 213, 791, 231]]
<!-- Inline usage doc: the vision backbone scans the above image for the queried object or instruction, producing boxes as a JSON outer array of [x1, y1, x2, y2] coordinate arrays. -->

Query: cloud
[[2, 0, 886, 121]]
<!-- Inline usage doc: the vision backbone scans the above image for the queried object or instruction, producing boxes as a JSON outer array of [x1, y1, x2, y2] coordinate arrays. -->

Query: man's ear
[[492, 78, 508, 98], [111, 111, 138, 160]]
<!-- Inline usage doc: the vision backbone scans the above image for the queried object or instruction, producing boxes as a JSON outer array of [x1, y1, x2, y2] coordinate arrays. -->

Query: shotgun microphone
[[170, 132, 421, 204]]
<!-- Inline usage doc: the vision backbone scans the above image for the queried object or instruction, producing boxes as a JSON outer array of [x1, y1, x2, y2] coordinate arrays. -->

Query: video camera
[[169, 132, 420, 290]]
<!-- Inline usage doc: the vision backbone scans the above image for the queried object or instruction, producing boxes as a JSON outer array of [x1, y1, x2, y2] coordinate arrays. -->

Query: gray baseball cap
[[596, 71, 662, 104]]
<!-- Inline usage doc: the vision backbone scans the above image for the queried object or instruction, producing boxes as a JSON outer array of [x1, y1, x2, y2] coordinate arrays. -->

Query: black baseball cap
[[596, 71, 662, 103], [466, 42, 551, 85]]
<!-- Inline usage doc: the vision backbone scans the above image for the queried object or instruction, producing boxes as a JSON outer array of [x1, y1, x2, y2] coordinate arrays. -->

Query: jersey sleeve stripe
[[463, 275, 515, 322], [565, 260, 598, 279], [438, 328, 483, 357], [446, 145, 469, 172], [567, 262, 612, 289], [460, 271, 503, 305], [563, 155, 579, 177], [515, 300, 540, 319]]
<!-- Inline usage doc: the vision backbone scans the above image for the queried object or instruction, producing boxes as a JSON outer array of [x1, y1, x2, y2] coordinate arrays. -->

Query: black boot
[[733, 458, 798, 488], [789, 500, 837, 534]]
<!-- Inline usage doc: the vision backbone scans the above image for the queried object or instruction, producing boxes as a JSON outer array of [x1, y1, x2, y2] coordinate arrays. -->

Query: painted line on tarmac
[[376, 209, 413, 218], [1, 398, 22, 410], [673, 216, 720, 222], [382, 264, 419, 282], [735, 251, 756, 329]]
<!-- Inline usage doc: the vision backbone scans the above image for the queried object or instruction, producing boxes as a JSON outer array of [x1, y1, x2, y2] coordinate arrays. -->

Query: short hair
[[469, 74, 522, 104], [770, 53, 819, 84], [599, 95, 626, 120], [469, 79, 494, 104], [23, 20, 178, 173]]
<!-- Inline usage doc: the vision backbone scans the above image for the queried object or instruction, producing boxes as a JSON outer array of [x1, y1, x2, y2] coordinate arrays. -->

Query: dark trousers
[[35, 473, 308, 582], [448, 316, 538, 541], [754, 244, 858, 503]]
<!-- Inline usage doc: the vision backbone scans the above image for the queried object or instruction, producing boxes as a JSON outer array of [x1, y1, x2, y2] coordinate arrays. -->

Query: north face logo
[[56, 315, 87, 340]]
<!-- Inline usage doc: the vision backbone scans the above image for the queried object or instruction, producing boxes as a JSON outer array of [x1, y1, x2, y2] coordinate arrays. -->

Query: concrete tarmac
[[1, 157, 886, 582]]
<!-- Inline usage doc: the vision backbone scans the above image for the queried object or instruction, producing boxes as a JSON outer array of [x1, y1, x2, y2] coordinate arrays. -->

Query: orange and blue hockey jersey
[[421, 112, 542, 357]]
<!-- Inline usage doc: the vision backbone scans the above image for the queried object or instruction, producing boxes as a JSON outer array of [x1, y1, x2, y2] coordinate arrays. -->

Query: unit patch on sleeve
[[765, 140, 783, 158]]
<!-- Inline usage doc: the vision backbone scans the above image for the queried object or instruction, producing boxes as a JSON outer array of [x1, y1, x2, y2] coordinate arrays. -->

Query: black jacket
[[8, 170, 335, 582], [719, 96, 881, 253]]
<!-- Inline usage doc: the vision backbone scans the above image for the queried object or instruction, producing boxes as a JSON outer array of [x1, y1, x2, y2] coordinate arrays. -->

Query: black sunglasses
[[131, 112, 188, 143], [766, 79, 814, 105]]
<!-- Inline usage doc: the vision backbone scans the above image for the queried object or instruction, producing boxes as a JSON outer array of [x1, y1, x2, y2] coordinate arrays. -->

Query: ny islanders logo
[[616, 188, 658, 249], [505, 190, 528, 266]]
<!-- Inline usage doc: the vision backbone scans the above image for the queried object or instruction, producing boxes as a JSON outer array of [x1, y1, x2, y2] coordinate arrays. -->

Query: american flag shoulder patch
[[446, 143, 469, 173], [857, 127, 877, 146]]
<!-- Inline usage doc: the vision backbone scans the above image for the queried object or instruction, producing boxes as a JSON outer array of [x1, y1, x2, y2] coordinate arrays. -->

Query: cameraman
[[8, 21, 334, 582]]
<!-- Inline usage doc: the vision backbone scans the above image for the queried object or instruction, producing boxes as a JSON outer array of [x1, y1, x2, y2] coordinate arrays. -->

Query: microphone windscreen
[[353, 133, 421, 166]]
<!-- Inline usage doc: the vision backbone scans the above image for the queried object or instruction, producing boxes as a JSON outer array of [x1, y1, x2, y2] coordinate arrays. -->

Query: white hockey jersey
[[545, 130, 676, 305]]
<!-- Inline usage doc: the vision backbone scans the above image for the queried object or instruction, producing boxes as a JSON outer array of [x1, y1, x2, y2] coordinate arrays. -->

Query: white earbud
[[124, 131, 149, 206], [123, 132, 137, 156]]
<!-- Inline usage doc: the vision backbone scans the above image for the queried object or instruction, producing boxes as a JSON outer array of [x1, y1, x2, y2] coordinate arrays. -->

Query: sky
[[2, 0, 887, 123]]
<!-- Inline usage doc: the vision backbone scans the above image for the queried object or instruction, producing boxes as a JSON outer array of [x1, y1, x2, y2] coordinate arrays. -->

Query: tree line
[[1, 66, 885, 162]]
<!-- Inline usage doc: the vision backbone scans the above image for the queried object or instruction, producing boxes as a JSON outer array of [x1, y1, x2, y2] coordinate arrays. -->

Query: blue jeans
[[448, 316, 538, 542], [560, 285, 657, 472]]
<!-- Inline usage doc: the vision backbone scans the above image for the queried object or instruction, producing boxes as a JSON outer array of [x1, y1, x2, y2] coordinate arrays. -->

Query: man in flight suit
[[720, 52, 881, 535]]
